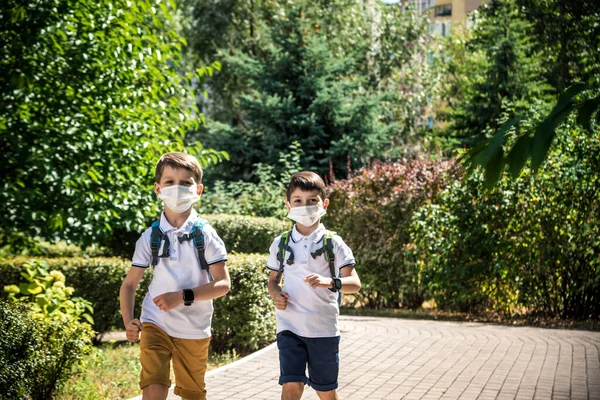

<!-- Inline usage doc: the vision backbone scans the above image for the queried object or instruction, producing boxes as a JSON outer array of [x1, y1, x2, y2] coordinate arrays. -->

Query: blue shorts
[[276, 330, 340, 392]]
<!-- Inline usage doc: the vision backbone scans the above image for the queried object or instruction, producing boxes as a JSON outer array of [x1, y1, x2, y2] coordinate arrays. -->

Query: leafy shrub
[[199, 142, 302, 219], [325, 157, 456, 309], [0, 233, 110, 258], [5, 260, 94, 324], [206, 214, 290, 253], [212, 253, 275, 354], [408, 124, 600, 319], [1, 287, 94, 399], [0, 253, 276, 351], [0, 257, 149, 335]]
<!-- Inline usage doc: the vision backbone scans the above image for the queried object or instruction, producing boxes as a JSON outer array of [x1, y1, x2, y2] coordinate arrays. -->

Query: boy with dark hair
[[267, 171, 362, 400], [120, 152, 230, 400]]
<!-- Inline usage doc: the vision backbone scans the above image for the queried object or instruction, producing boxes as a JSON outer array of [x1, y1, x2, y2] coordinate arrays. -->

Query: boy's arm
[[339, 265, 361, 294], [268, 270, 289, 310], [152, 261, 230, 312], [120, 266, 146, 342]]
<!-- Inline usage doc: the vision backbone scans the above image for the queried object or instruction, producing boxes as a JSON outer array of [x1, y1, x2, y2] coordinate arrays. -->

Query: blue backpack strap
[[311, 230, 337, 292], [275, 231, 294, 282], [149, 221, 170, 268], [191, 219, 213, 282]]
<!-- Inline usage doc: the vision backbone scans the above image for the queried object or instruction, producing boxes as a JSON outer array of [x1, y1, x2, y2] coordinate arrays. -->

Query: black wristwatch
[[332, 278, 342, 292], [182, 289, 194, 306]]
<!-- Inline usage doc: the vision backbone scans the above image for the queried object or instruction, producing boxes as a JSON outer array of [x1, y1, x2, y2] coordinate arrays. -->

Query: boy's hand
[[126, 319, 142, 342], [304, 273, 333, 289], [153, 291, 184, 312], [273, 291, 290, 310]]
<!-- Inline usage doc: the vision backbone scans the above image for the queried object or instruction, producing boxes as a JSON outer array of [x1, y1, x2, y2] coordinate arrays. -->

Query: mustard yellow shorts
[[140, 323, 210, 400]]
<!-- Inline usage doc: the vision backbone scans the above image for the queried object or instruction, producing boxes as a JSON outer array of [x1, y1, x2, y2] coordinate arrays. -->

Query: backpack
[[276, 230, 338, 293], [149, 219, 213, 282]]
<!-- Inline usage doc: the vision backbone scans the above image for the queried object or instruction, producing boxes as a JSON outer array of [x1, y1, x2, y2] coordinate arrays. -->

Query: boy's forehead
[[290, 188, 322, 199], [160, 165, 196, 180]]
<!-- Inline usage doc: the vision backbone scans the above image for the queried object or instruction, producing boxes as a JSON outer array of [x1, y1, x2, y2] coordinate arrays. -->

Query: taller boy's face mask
[[157, 185, 200, 213], [287, 205, 326, 227]]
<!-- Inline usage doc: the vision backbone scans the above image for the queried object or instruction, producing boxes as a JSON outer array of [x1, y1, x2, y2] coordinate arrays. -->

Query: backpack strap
[[177, 219, 213, 282], [275, 231, 294, 282], [150, 221, 170, 268], [311, 230, 337, 292]]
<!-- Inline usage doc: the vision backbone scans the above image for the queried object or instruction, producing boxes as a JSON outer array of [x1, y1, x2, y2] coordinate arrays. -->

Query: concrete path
[[157, 316, 600, 399]]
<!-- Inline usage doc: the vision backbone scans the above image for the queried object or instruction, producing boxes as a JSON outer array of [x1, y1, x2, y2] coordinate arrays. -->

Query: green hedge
[[212, 253, 275, 354], [0, 253, 276, 351], [205, 214, 290, 254]]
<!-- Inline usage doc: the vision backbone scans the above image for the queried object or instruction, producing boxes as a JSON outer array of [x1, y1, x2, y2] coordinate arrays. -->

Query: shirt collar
[[159, 209, 198, 233], [291, 223, 326, 244]]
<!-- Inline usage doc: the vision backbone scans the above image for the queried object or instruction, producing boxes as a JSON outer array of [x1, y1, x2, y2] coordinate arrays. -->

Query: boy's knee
[[142, 383, 169, 400], [316, 389, 339, 400], [282, 381, 304, 396]]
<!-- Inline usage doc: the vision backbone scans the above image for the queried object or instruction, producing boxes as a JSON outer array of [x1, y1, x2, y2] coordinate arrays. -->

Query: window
[[434, 4, 452, 17]]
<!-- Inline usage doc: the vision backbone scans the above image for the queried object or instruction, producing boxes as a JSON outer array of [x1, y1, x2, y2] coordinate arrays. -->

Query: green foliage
[[205, 215, 290, 253], [0, 233, 109, 259], [409, 127, 600, 319], [200, 142, 302, 219], [0, 301, 94, 400], [4, 260, 94, 325], [187, 0, 435, 180], [325, 157, 455, 309], [211, 253, 275, 354], [439, 0, 552, 146], [465, 84, 600, 188], [0, 0, 225, 248], [0, 256, 147, 335], [0, 253, 277, 350]]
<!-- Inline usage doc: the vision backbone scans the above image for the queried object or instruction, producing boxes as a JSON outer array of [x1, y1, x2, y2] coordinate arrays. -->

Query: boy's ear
[[196, 184, 204, 196], [154, 182, 161, 196], [323, 198, 330, 210], [285, 200, 291, 212]]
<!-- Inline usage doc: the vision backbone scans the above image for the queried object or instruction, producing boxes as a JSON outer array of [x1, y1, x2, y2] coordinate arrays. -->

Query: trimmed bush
[[0, 300, 94, 400], [0, 253, 276, 351], [212, 253, 276, 354], [205, 214, 290, 254]]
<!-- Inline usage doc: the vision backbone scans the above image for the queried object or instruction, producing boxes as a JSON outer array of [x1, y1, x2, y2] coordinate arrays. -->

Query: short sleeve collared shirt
[[267, 223, 355, 338], [132, 209, 227, 339]]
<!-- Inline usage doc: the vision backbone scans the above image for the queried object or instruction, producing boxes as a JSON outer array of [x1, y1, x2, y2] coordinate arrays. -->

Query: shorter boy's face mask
[[158, 185, 200, 213], [287, 205, 326, 227]]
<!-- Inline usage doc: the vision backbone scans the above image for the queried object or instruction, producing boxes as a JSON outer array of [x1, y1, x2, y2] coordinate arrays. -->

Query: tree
[[0, 0, 224, 249], [440, 0, 551, 147], [185, 0, 435, 180]]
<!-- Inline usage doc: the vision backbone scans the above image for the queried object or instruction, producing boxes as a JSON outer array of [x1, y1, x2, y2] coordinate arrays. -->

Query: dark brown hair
[[155, 152, 203, 183], [286, 171, 327, 201]]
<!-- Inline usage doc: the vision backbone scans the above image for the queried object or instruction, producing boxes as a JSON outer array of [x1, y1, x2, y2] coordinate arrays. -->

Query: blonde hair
[[155, 152, 203, 183]]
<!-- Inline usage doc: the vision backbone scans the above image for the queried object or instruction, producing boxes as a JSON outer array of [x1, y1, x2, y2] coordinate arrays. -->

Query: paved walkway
[[152, 316, 599, 399]]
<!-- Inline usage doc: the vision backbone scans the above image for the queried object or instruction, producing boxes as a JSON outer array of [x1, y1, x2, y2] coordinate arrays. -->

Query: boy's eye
[[163, 180, 174, 186]]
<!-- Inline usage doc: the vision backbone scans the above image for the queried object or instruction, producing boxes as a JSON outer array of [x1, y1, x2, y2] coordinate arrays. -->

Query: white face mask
[[157, 185, 200, 213], [287, 205, 326, 227]]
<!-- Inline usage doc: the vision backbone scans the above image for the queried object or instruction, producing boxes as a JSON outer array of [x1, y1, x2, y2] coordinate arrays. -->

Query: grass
[[56, 341, 239, 400]]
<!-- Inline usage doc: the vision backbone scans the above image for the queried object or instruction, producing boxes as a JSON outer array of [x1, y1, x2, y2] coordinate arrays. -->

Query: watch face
[[334, 279, 342, 290], [183, 289, 194, 302]]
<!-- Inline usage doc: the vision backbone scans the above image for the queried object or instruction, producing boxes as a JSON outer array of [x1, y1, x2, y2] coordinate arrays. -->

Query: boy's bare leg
[[282, 382, 304, 400], [142, 383, 169, 400], [316, 390, 339, 400]]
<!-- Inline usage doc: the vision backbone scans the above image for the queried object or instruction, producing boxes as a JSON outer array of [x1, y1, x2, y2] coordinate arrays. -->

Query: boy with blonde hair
[[120, 152, 230, 400]]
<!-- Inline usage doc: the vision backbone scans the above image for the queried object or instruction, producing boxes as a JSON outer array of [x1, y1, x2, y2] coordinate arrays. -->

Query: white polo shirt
[[132, 210, 227, 339], [267, 224, 355, 338]]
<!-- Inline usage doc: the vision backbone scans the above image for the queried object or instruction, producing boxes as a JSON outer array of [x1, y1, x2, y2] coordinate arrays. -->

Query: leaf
[[531, 102, 574, 171], [483, 147, 504, 189], [474, 117, 521, 168], [576, 95, 600, 132], [507, 133, 532, 178]]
